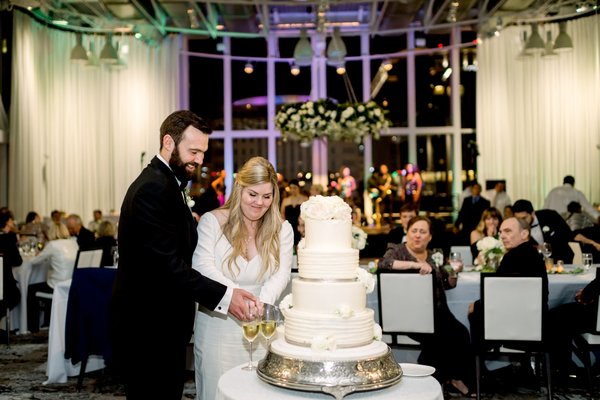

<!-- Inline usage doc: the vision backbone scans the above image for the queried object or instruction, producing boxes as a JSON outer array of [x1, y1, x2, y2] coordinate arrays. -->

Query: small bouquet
[[474, 236, 505, 272]]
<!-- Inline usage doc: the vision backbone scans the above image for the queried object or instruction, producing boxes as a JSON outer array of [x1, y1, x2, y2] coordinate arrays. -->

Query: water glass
[[449, 252, 462, 272], [582, 253, 593, 270]]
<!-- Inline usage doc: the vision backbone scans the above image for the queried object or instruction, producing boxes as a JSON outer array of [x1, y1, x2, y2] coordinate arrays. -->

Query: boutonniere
[[184, 188, 195, 208], [542, 226, 550, 233]]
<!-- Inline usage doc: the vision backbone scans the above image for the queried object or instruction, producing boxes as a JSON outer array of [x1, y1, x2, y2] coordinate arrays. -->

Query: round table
[[216, 363, 443, 400]]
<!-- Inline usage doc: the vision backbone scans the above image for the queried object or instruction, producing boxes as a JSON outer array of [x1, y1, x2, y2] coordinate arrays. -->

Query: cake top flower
[[300, 195, 351, 221]]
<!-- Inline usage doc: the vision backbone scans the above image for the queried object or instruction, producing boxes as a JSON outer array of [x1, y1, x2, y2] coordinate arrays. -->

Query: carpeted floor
[[0, 330, 597, 399]]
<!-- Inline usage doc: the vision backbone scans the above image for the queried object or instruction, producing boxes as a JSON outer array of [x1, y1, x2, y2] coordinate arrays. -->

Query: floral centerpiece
[[474, 236, 505, 272], [275, 99, 389, 144]]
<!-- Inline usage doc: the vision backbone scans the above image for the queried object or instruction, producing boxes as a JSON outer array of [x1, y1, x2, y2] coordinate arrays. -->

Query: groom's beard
[[169, 145, 198, 183]]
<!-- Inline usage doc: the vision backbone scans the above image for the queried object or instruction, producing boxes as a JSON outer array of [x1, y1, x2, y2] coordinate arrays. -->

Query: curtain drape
[[476, 14, 600, 209], [8, 11, 180, 221]]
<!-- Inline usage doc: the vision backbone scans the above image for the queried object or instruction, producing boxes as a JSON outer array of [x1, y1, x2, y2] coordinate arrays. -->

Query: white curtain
[[476, 14, 600, 209], [8, 11, 180, 221]]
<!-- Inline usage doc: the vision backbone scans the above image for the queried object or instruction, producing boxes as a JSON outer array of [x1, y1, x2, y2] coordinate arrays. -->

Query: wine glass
[[541, 242, 552, 260], [449, 252, 463, 273], [241, 304, 260, 371], [582, 253, 593, 270], [261, 304, 280, 349]]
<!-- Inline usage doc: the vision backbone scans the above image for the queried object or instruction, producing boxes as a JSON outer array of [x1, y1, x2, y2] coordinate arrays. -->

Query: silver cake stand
[[256, 347, 402, 400]]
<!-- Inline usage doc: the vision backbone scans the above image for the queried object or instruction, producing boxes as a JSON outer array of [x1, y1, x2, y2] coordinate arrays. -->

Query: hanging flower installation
[[275, 99, 389, 145]]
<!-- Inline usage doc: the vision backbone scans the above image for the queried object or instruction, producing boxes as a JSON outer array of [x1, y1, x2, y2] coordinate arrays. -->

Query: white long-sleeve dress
[[192, 212, 293, 400]]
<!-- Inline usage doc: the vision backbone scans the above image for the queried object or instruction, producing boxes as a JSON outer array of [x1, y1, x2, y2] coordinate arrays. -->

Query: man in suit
[[109, 110, 258, 399], [65, 214, 96, 249], [455, 182, 490, 245], [512, 199, 574, 263], [469, 217, 548, 347], [386, 203, 417, 245]]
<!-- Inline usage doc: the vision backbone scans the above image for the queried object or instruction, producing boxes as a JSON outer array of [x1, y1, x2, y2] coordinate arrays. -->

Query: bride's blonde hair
[[221, 157, 282, 280]]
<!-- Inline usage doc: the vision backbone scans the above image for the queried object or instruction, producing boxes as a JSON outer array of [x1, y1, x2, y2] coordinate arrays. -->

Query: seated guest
[[87, 209, 104, 236], [66, 214, 96, 249], [27, 223, 78, 332], [470, 207, 502, 260], [386, 204, 418, 245], [547, 273, 599, 378], [564, 201, 595, 231], [0, 211, 23, 337], [469, 217, 549, 347], [512, 199, 574, 263], [19, 211, 49, 244], [380, 216, 474, 397], [95, 220, 117, 267]]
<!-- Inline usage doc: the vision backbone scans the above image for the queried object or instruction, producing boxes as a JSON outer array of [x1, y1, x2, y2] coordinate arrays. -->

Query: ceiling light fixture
[[70, 33, 88, 63], [99, 33, 119, 64], [553, 21, 573, 52], [293, 29, 313, 67], [327, 27, 347, 68], [85, 40, 99, 68], [517, 31, 533, 60], [244, 61, 254, 74], [290, 62, 300, 76], [525, 23, 545, 54]]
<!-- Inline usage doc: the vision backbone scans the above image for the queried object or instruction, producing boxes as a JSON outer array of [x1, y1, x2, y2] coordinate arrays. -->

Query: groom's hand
[[229, 289, 259, 321]]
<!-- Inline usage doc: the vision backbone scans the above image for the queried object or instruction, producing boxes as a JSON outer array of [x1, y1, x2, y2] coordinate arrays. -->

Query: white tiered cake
[[270, 195, 389, 360]]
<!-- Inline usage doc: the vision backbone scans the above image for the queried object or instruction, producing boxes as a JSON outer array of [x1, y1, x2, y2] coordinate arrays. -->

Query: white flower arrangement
[[356, 268, 375, 294], [311, 335, 337, 352], [275, 99, 389, 144], [373, 323, 383, 341], [474, 236, 505, 271], [431, 251, 444, 268], [279, 294, 293, 317], [335, 304, 354, 319], [300, 195, 351, 221], [351, 226, 368, 250]]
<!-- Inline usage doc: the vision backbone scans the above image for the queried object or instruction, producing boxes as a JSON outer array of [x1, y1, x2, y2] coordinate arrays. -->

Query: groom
[[109, 110, 258, 399]]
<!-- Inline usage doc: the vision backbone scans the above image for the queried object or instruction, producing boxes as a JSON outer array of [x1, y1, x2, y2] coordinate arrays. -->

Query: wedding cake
[[258, 196, 401, 393]]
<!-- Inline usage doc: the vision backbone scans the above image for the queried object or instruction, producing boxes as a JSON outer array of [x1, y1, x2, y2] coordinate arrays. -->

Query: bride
[[192, 156, 293, 400]]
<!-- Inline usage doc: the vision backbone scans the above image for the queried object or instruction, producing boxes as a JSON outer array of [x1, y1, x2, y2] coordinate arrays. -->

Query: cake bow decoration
[[279, 294, 293, 317], [373, 324, 383, 341]]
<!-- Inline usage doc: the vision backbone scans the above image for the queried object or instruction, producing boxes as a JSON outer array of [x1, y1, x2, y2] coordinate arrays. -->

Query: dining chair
[[64, 267, 117, 391], [377, 270, 435, 348], [571, 267, 600, 399], [450, 245, 473, 266], [476, 273, 551, 400], [73, 249, 104, 269], [0, 256, 10, 346]]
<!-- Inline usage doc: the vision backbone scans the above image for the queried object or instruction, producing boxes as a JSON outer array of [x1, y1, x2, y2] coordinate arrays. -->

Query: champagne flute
[[541, 242, 552, 260], [261, 304, 280, 349], [241, 304, 260, 371]]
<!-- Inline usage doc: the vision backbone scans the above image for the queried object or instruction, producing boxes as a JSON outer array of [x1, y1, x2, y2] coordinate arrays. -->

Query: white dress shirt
[[543, 183, 599, 221]]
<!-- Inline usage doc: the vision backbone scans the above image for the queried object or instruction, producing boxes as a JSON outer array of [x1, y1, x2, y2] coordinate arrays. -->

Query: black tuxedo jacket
[[497, 241, 549, 308], [534, 209, 574, 264], [110, 157, 227, 371], [76, 226, 96, 250]]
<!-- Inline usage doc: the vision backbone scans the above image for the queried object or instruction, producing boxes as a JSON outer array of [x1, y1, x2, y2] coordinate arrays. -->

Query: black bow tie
[[531, 223, 539, 228], [179, 181, 188, 191]]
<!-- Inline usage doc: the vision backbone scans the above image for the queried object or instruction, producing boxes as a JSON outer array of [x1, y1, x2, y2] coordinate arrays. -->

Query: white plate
[[399, 363, 436, 377]]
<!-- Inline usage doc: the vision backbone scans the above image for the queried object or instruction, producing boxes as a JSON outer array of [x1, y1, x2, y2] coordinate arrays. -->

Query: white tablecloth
[[11, 257, 50, 334], [216, 364, 443, 400], [44, 279, 105, 384]]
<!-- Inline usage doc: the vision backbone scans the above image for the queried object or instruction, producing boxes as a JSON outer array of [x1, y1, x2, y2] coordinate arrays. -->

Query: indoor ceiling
[[1, 0, 596, 43]]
